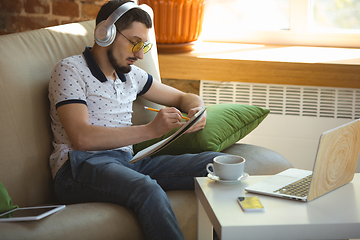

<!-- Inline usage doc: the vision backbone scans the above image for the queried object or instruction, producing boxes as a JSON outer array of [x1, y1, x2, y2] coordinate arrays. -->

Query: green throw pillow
[[0, 181, 18, 214], [133, 103, 269, 156]]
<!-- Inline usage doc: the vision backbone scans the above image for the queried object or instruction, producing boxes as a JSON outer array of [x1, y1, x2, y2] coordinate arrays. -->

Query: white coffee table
[[195, 173, 360, 240]]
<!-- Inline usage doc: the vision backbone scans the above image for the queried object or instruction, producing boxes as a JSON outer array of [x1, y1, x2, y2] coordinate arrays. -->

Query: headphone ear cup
[[94, 21, 117, 47]]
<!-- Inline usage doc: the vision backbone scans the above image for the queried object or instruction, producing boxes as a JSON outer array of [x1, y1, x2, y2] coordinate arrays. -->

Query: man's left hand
[[185, 106, 207, 134]]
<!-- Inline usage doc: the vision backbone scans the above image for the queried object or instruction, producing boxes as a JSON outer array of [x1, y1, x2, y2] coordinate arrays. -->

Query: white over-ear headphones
[[94, 1, 140, 47]]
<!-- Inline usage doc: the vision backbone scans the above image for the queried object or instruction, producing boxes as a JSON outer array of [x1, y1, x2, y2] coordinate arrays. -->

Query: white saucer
[[207, 172, 249, 184]]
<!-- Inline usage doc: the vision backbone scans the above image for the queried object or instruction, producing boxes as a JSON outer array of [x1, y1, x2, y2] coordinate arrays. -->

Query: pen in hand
[[143, 106, 190, 120]]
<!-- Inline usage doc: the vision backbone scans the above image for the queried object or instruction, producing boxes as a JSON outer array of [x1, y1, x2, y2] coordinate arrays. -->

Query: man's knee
[[125, 176, 171, 212], [129, 176, 166, 199]]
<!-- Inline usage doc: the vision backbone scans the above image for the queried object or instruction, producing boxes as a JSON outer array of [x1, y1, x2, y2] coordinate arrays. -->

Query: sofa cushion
[[0, 191, 196, 240], [134, 103, 270, 156], [0, 18, 160, 207], [0, 21, 96, 207]]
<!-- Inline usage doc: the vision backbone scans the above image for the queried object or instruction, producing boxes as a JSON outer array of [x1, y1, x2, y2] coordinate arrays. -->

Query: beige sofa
[[0, 18, 292, 239]]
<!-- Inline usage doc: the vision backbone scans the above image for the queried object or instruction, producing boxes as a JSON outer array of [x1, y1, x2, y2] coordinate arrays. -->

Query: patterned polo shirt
[[48, 47, 153, 178]]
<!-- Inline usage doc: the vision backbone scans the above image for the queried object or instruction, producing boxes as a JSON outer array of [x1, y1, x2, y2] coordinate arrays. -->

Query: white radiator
[[200, 80, 360, 172]]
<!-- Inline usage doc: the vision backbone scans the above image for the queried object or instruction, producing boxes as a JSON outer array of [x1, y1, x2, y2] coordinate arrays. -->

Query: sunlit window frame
[[201, 0, 360, 48]]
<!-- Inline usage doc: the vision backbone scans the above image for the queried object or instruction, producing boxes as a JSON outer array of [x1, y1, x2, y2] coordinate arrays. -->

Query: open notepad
[[129, 106, 206, 163]]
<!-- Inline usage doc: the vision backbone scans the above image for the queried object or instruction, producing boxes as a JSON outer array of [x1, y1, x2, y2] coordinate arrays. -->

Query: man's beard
[[107, 46, 134, 74]]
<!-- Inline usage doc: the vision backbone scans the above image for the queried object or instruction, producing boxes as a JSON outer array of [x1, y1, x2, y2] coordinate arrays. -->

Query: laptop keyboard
[[273, 175, 312, 197]]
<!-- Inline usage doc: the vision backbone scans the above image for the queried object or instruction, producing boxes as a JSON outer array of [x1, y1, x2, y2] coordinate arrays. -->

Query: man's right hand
[[146, 107, 186, 138]]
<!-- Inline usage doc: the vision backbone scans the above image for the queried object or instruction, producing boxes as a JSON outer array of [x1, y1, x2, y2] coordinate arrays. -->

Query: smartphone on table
[[237, 196, 264, 212]]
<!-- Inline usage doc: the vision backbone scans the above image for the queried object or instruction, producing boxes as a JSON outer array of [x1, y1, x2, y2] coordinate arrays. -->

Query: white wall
[[240, 114, 360, 173]]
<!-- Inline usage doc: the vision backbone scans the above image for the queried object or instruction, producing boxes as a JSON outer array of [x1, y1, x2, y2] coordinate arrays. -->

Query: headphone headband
[[95, 2, 140, 47]]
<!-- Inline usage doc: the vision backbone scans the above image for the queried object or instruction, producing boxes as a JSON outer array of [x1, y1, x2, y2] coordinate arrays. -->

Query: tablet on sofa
[[0, 205, 65, 222]]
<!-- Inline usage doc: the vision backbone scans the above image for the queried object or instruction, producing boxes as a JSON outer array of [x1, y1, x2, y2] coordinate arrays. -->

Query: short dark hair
[[96, 0, 152, 31]]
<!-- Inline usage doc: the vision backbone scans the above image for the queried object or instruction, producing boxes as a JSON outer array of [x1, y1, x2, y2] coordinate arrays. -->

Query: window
[[312, 0, 360, 31], [201, 0, 360, 47]]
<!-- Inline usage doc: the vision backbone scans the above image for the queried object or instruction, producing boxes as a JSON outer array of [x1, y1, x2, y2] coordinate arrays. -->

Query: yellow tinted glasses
[[117, 30, 152, 54]]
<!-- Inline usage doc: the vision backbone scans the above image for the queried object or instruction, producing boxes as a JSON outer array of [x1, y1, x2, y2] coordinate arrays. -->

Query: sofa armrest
[[221, 143, 293, 175]]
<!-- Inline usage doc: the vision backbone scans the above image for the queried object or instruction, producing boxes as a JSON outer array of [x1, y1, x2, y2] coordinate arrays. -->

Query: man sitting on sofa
[[48, 0, 224, 239]]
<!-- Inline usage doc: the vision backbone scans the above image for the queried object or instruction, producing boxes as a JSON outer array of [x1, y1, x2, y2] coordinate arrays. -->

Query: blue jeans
[[54, 150, 225, 240]]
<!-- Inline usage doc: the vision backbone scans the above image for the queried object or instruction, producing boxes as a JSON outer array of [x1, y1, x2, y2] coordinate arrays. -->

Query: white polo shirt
[[48, 47, 153, 178]]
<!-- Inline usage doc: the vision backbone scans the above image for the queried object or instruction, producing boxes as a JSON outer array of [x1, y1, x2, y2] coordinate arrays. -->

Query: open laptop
[[245, 119, 360, 202]]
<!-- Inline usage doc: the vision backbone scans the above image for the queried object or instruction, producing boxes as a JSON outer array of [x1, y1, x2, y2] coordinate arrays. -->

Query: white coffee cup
[[206, 155, 245, 181]]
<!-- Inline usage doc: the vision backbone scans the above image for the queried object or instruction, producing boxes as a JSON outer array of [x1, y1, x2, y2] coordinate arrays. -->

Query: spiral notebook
[[129, 106, 206, 163]]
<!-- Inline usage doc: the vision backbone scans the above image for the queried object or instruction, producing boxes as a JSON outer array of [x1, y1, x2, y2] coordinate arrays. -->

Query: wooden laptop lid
[[308, 119, 360, 201]]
